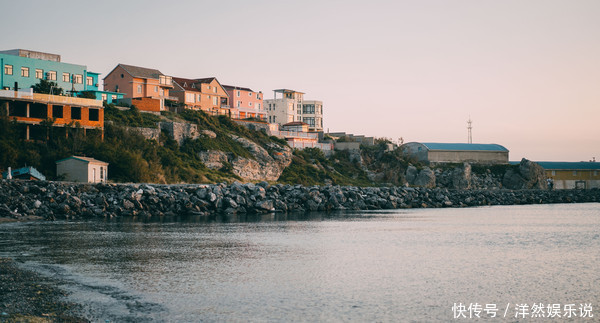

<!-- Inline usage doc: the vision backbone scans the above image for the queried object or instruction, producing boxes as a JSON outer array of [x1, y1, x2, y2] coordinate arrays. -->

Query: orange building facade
[[1, 89, 104, 139], [223, 85, 265, 121], [103, 64, 173, 112], [170, 77, 230, 115]]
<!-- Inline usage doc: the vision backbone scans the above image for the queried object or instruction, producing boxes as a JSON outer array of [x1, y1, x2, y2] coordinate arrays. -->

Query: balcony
[[159, 75, 174, 88]]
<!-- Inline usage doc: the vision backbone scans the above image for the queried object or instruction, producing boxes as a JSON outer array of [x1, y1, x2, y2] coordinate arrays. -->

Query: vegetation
[[104, 103, 162, 128], [31, 79, 64, 95], [77, 91, 97, 99]]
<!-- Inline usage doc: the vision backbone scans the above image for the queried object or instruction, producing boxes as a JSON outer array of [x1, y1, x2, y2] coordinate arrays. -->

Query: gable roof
[[172, 77, 201, 92], [536, 162, 600, 170], [117, 63, 164, 79], [223, 85, 254, 92], [56, 156, 109, 165], [421, 143, 509, 152]]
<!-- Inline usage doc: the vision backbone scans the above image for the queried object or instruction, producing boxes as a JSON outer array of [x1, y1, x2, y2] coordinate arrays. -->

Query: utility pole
[[467, 117, 472, 144]]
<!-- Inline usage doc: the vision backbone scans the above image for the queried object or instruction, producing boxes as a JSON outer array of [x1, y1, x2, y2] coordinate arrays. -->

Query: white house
[[56, 156, 109, 183]]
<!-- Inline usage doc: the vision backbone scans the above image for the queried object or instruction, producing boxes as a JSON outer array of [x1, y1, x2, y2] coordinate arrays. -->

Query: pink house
[[223, 85, 265, 121]]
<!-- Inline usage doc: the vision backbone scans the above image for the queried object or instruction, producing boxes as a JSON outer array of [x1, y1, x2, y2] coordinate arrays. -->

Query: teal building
[[0, 49, 123, 103]]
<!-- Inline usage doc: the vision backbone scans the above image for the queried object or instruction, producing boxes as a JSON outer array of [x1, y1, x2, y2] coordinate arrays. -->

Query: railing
[[0, 90, 102, 107], [289, 142, 333, 151], [270, 130, 318, 139]]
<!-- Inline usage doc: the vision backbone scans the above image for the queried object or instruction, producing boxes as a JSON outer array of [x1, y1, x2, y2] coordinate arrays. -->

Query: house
[[0, 49, 122, 103], [1, 166, 46, 181], [170, 77, 229, 115], [402, 142, 509, 164], [264, 89, 303, 125], [270, 121, 332, 151], [301, 100, 323, 132], [536, 161, 600, 189], [1, 88, 105, 140], [103, 64, 174, 112], [223, 85, 265, 121], [264, 89, 324, 131], [56, 156, 108, 183]]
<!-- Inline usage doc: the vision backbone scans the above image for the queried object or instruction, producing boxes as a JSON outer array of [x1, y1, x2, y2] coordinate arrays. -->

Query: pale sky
[[2, 0, 599, 161]]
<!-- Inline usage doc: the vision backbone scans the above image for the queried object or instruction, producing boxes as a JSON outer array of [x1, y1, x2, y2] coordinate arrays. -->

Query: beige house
[[56, 156, 108, 183]]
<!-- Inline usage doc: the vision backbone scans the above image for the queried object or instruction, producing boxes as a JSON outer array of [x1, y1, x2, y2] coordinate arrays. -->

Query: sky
[[2, 0, 599, 161]]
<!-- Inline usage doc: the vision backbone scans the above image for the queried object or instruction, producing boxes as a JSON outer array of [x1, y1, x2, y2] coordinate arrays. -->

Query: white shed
[[56, 156, 109, 183]]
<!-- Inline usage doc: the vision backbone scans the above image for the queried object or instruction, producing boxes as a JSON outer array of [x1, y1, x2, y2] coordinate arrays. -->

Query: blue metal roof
[[421, 143, 509, 152], [536, 162, 600, 170], [1, 167, 46, 180]]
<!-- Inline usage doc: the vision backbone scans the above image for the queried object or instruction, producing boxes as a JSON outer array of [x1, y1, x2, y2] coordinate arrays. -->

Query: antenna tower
[[467, 117, 473, 144]]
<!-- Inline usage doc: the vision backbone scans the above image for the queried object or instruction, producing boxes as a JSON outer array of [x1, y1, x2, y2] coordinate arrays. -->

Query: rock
[[33, 200, 42, 209], [406, 165, 418, 184], [123, 200, 135, 209], [255, 200, 274, 211], [503, 159, 547, 190], [198, 150, 230, 170], [200, 130, 217, 139], [414, 167, 436, 188]]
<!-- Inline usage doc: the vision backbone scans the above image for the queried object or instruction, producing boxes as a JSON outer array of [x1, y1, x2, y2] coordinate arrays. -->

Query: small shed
[[56, 156, 109, 183], [402, 142, 509, 164]]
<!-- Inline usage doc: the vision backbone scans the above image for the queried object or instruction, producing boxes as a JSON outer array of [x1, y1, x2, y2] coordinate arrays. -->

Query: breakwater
[[1, 179, 599, 220]]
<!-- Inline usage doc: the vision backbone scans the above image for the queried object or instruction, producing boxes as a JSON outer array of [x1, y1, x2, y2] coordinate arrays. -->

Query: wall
[[265, 98, 299, 125], [334, 142, 361, 151], [103, 65, 132, 97], [57, 159, 89, 182], [428, 150, 509, 164], [546, 169, 600, 189]]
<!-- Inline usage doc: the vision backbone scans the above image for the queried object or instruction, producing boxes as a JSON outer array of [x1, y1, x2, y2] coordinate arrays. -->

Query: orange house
[[170, 77, 229, 115], [223, 85, 265, 121], [1, 89, 104, 139], [103, 64, 173, 112]]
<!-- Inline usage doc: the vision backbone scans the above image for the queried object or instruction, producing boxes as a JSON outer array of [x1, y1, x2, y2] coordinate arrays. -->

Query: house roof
[[420, 143, 509, 152], [1, 167, 46, 181], [282, 121, 309, 127], [118, 64, 164, 79], [56, 156, 109, 165], [536, 162, 600, 170], [223, 85, 254, 92], [274, 89, 305, 94], [172, 77, 201, 92]]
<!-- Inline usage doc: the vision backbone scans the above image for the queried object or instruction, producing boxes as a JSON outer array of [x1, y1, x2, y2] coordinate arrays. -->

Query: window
[[62, 73, 70, 82], [237, 90, 240, 97], [101, 94, 107, 101], [35, 69, 43, 79], [213, 96, 218, 105], [74, 74, 83, 84], [304, 117, 315, 127], [86, 76, 93, 86], [207, 85, 211, 90], [257, 103, 261, 110], [248, 92, 252, 96], [249, 102, 253, 106], [595, 171, 598, 176], [185, 93, 195, 103], [89, 109, 99, 121], [197, 94, 201, 101], [303, 104, 315, 114], [47, 71, 56, 81], [4, 65, 13, 75], [154, 86, 158, 92], [573, 171, 577, 176], [71, 107, 81, 120], [551, 170, 556, 176], [100, 167, 104, 180], [52, 105, 63, 118], [237, 101, 241, 107], [111, 95, 117, 100], [213, 87, 217, 93], [21, 67, 29, 77], [137, 85, 142, 93]]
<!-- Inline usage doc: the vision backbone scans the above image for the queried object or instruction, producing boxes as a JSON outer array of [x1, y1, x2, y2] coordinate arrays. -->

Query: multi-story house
[[223, 85, 265, 120], [103, 64, 173, 112], [0, 49, 122, 103], [301, 100, 323, 132], [264, 89, 324, 132], [170, 77, 229, 115], [264, 89, 303, 125]]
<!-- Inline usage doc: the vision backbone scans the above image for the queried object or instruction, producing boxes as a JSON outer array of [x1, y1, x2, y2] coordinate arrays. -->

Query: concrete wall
[[160, 122, 199, 145], [334, 142, 361, 151], [428, 150, 509, 164], [265, 98, 299, 125]]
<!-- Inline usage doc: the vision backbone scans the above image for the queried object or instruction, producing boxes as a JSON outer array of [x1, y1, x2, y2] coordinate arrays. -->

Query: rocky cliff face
[[405, 165, 436, 188], [198, 134, 292, 182]]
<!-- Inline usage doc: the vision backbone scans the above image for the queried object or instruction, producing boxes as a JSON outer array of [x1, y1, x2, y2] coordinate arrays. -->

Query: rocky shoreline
[[1, 179, 599, 220]]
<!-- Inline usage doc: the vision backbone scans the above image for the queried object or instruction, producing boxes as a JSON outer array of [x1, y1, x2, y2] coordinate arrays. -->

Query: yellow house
[[537, 162, 600, 189]]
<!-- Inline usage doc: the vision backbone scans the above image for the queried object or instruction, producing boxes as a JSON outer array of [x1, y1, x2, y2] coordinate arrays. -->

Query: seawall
[[1, 179, 599, 220]]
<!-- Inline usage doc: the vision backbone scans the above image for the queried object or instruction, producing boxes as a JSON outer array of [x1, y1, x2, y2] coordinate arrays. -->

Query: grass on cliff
[[278, 148, 373, 186]]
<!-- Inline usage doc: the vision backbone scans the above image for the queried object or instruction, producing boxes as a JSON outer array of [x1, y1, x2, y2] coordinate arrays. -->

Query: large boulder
[[413, 167, 436, 188], [405, 165, 418, 184], [502, 158, 546, 189]]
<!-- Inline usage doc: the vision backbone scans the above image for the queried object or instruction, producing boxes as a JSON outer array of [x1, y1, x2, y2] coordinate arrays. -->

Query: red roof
[[282, 121, 308, 126]]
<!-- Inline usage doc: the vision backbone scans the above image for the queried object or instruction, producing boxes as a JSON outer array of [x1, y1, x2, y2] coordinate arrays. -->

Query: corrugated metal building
[[537, 162, 600, 189], [402, 142, 509, 164]]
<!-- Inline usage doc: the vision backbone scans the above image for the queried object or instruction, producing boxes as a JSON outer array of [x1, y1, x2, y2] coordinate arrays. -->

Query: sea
[[1, 203, 599, 322]]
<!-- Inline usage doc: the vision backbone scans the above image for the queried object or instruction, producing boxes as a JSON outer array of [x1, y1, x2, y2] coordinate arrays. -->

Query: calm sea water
[[1, 203, 599, 322]]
